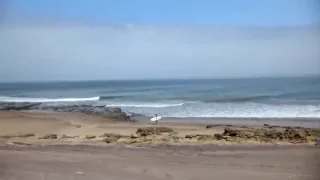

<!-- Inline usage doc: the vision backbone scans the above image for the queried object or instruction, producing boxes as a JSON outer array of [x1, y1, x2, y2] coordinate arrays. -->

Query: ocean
[[0, 77, 320, 119]]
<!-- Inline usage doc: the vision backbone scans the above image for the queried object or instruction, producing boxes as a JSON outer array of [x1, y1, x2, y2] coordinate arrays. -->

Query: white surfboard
[[150, 116, 162, 122]]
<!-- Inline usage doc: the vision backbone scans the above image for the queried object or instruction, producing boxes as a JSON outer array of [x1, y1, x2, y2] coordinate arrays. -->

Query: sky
[[0, 0, 319, 82]]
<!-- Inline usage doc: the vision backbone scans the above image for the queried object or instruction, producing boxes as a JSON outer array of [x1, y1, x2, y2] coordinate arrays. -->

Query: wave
[[0, 96, 100, 103], [99, 95, 126, 100], [105, 103, 184, 108], [203, 95, 274, 103]]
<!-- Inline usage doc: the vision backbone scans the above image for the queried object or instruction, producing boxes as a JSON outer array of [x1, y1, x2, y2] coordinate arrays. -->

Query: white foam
[[105, 102, 184, 108], [168, 104, 320, 118], [0, 96, 100, 103], [119, 102, 320, 118]]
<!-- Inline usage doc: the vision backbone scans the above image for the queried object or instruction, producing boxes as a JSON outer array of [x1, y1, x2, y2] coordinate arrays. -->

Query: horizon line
[[1, 74, 319, 84]]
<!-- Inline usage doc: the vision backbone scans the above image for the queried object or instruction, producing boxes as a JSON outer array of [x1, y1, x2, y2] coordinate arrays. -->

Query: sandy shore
[[1, 144, 320, 180], [0, 111, 319, 146], [1, 111, 320, 179]]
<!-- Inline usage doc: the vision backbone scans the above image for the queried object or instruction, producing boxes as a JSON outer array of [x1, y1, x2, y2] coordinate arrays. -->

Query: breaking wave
[[105, 103, 184, 108], [0, 96, 100, 103], [203, 95, 273, 103]]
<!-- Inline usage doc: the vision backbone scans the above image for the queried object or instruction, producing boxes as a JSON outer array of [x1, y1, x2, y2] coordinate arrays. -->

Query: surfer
[[150, 114, 161, 124], [154, 114, 159, 124], [125, 112, 132, 122]]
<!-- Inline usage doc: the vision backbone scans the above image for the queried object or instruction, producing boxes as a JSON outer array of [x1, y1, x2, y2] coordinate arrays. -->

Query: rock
[[11, 141, 32, 146], [206, 125, 219, 128], [264, 129, 282, 139], [263, 124, 270, 127], [0, 102, 41, 111], [206, 124, 232, 128], [283, 128, 306, 140], [185, 134, 196, 139], [100, 133, 127, 139], [85, 135, 96, 139], [0, 102, 131, 121], [38, 134, 58, 139], [103, 137, 118, 143], [128, 140, 138, 144], [223, 127, 241, 137], [17, 133, 35, 138], [214, 133, 224, 140], [249, 127, 311, 143], [172, 136, 180, 141], [136, 127, 174, 136], [0, 133, 35, 139], [130, 133, 140, 139], [61, 135, 77, 139], [185, 134, 215, 141]]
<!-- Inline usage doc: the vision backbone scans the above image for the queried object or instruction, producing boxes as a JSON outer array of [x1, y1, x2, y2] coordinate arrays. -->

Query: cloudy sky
[[0, 0, 319, 82]]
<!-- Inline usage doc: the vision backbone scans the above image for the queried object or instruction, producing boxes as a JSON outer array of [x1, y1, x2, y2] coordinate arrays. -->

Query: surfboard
[[150, 116, 162, 122]]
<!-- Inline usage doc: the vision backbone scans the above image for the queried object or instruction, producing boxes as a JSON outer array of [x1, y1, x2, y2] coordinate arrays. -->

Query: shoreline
[[138, 117, 320, 129]]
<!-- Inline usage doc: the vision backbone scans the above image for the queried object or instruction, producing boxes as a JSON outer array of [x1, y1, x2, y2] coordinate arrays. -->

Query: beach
[[1, 111, 320, 179]]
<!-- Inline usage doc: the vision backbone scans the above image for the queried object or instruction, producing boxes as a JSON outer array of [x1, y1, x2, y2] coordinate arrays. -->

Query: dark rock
[[12, 142, 32, 146], [172, 136, 180, 141], [0, 102, 131, 121], [0, 133, 35, 139], [206, 124, 232, 128], [264, 129, 282, 139], [103, 137, 118, 143], [223, 127, 241, 137], [206, 125, 216, 129], [214, 133, 224, 140], [100, 133, 127, 139], [61, 135, 77, 139], [136, 127, 174, 136], [185, 134, 215, 141], [283, 128, 306, 140], [0, 102, 41, 111], [185, 134, 196, 139], [42, 104, 130, 121], [85, 135, 96, 139], [38, 134, 58, 139]]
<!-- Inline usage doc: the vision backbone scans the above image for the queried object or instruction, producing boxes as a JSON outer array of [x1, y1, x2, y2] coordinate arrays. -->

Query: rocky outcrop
[[0, 133, 35, 139], [44, 105, 129, 121], [0, 102, 41, 111], [0, 102, 131, 121], [217, 127, 317, 143], [185, 134, 216, 141], [38, 134, 58, 139], [136, 127, 174, 136]]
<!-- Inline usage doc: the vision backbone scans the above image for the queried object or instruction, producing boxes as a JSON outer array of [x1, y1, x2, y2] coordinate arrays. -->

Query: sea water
[[0, 77, 320, 118]]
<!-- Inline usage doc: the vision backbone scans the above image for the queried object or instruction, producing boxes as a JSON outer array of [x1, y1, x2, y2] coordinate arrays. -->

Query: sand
[[1, 111, 320, 179]]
